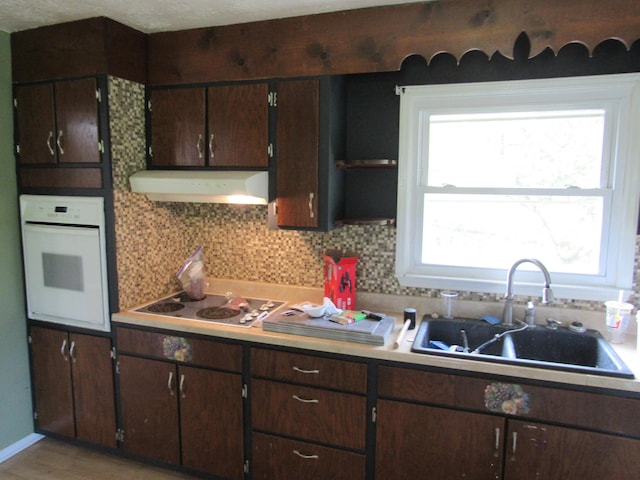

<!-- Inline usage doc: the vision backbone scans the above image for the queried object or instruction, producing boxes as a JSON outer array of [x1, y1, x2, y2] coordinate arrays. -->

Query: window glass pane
[[421, 194, 603, 274], [427, 110, 605, 189]]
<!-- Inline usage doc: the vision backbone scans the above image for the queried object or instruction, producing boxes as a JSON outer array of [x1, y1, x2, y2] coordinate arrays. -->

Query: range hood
[[129, 170, 269, 204]]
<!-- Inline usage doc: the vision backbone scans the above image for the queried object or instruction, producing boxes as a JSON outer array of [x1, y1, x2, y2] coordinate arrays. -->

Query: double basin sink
[[411, 317, 634, 379]]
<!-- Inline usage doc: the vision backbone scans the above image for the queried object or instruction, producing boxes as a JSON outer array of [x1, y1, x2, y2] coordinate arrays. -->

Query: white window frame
[[395, 74, 640, 301]]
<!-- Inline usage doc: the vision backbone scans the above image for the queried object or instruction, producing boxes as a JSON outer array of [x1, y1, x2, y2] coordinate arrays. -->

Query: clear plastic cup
[[441, 290, 459, 319], [604, 300, 633, 344]]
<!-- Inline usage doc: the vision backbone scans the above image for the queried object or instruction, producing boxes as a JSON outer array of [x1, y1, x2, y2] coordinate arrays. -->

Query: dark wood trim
[[19, 167, 103, 189], [147, 0, 640, 85], [11, 17, 146, 83]]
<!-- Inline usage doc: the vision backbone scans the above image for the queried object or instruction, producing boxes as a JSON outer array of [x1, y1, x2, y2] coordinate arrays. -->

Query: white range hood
[[129, 170, 269, 204]]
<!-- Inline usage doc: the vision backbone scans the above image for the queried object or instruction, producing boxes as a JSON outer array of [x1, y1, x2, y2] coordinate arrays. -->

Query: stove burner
[[147, 302, 185, 313], [196, 307, 239, 320]]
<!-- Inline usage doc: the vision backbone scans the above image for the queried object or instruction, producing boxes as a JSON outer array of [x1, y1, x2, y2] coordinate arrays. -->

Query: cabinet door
[[179, 366, 244, 480], [70, 333, 116, 447], [276, 79, 319, 228], [118, 355, 180, 464], [29, 326, 74, 437], [149, 88, 206, 166], [208, 83, 269, 167], [15, 83, 57, 165], [55, 78, 101, 164], [375, 399, 504, 480], [505, 420, 640, 480]]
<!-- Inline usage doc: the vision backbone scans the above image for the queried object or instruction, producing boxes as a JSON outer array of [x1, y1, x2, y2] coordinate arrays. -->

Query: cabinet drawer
[[378, 365, 640, 438], [251, 347, 367, 393], [252, 432, 365, 480], [251, 379, 366, 450], [116, 326, 242, 372]]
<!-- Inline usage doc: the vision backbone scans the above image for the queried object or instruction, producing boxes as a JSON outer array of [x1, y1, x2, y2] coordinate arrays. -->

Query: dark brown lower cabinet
[[29, 325, 116, 447], [179, 365, 244, 479], [118, 354, 244, 479], [504, 420, 640, 480], [375, 399, 505, 480], [252, 432, 366, 480], [251, 379, 366, 450], [118, 355, 180, 464]]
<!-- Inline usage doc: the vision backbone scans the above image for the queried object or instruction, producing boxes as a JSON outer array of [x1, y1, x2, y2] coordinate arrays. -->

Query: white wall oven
[[20, 195, 110, 332]]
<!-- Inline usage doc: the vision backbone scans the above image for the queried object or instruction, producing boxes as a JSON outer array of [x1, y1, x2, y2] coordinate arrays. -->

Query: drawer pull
[[60, 339, 68, 361], [46, 131, 55, 155], [292, 366, 320, 375], [168, 371, 175, 396], [56, 130, 64, 155], [179, 374, 186, 398], [293, 449, 319, 460], [292, 394, 319, 404], [69, 341, 76, 363]]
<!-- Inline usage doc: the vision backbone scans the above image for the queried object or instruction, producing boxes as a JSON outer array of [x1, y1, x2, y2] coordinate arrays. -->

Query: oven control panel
[[20, 195, 105, 227]]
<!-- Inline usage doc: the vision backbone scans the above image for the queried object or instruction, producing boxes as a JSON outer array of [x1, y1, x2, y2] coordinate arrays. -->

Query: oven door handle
[[23, 223, 100, 234]]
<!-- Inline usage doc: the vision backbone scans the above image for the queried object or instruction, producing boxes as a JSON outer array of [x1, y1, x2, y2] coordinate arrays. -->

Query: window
[[395, 74, 640, 301]]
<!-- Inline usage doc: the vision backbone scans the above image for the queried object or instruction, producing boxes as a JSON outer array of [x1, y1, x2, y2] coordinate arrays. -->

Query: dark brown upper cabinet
[[148, 82, 269, 168], [15, 78, 102, 166], [275, 77, 344, 231], [149, 87, 206, 167], [208, 83, 269, 168]]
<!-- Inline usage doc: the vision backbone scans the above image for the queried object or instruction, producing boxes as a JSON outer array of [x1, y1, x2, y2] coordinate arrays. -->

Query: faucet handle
[[545, 317, 562, 330], [525, 301, 536, 326], [542, 286, 554, 304]]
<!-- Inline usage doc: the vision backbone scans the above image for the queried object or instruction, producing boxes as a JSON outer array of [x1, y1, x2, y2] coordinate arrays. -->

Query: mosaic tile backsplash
[[108, 77, 640, 312]]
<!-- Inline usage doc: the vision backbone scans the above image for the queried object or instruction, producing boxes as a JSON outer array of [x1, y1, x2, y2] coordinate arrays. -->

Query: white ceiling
[[0, 0, 430, 34]]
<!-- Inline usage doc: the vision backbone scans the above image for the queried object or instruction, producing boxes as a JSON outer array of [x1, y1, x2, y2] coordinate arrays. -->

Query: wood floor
[[0, 437, 199, 479]]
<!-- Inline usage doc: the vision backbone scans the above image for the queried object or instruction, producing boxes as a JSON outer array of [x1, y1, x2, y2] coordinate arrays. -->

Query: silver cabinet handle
[[46, 131, 55, 155], [168, 371, 175, 396], [69, 341, 76, 363], [56, 130, 64, 155], [292, 366, 320, 375], [494, 427, 501, 456], [511, 431, 518, 455], [209, 133, 215, 160], [196, 134, 203, 159], [292, 394, 319, 404], [60, 339, 68, 361], [179, 374, 186, 398], [293, 449, 319, 460], [308, 192, 315, 218]]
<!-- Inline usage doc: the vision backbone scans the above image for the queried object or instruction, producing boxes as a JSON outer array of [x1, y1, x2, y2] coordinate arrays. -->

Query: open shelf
[[336, 159, 397, 168]]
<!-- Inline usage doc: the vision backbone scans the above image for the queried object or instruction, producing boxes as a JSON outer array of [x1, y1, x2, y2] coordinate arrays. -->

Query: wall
[[0, 30, 33, 450]]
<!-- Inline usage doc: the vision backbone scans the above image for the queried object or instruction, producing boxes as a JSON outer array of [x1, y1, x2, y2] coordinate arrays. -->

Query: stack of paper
[[262, 310, 394, 346]]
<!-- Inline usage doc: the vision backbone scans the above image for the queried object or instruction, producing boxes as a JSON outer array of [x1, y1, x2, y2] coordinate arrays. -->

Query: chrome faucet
[[503, 258, 554, 326]]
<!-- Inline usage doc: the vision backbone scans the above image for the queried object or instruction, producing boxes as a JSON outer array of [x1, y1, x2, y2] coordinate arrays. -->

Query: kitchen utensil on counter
[[394, 320, 412, 349]]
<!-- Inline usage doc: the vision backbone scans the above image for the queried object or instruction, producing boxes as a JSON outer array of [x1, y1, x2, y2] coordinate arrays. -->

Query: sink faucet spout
[[503, 258, 554, 326]]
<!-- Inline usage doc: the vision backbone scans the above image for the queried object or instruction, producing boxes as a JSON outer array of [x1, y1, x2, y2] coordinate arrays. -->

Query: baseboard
[[0, 433, 44, 463]]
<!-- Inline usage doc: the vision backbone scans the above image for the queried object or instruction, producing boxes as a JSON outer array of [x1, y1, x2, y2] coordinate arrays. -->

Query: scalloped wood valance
[[148, 0, 640, 85]]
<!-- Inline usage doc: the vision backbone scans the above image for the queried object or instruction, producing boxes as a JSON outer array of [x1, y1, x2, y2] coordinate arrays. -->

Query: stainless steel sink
[[411, 317, 634, 379]]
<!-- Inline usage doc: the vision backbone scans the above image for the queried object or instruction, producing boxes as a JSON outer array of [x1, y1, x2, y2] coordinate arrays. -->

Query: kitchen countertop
[[112, 278, 640, 395]]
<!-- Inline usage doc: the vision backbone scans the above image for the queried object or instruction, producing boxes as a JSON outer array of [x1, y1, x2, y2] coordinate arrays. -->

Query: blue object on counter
[[428, 340, 450, 350], [479, 315, 501, 325]]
